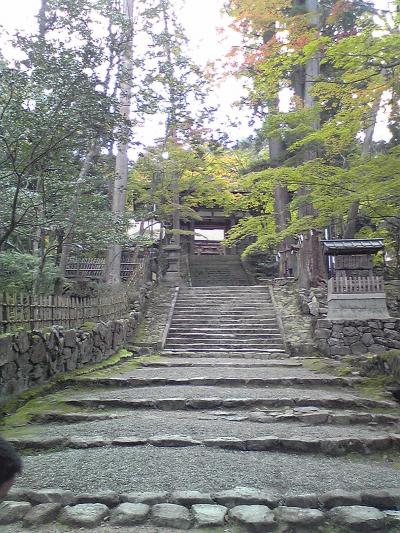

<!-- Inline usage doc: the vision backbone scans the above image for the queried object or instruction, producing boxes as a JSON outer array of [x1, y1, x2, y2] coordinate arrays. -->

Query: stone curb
[[8, 433, 400, 456], [65, 395, 398, 411], [67, 376, 362, 388], [8, 487, 400, 511], [2, 494, 400, 530]]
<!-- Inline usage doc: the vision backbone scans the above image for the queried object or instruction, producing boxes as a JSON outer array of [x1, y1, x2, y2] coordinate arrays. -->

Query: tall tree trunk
[[343, 96, 381, 238], [268, 98, 293, 276], [105, 0, 134, 285], [296, 0, 326, 288], [38, 0, 48, 37], [53, 142, 97, 294]]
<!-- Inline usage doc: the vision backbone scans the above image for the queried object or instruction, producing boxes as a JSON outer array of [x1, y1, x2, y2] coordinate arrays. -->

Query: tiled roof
[[321, 239, 384, 254]]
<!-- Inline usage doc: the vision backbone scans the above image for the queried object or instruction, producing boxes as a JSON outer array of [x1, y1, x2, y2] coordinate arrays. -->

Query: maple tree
[[224, 0, 400, 283]]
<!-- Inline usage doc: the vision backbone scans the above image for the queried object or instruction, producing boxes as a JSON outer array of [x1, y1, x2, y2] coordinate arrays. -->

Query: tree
[[0, 0, 132, 291], [224, 0, 400, 284]]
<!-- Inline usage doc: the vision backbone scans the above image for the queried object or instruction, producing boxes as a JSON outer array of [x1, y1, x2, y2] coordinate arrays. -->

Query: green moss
[[302, 358, 335, 374], [0, 348, 134, 422], [354, 375, 392, 400], [336, 366, 353, 376], [80, 321, 97, 331], [87, 353, 161, 378], [1, 350, 161, 433]]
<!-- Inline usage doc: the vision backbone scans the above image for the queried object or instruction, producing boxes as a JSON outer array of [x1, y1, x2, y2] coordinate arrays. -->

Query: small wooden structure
[[65, 250, 144, 281], [321, 239, 389, 320]]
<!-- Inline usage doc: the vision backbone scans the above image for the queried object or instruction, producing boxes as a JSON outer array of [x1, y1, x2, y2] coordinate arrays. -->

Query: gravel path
[[20, 411, 396, 440], [15, 446, 400, 494]]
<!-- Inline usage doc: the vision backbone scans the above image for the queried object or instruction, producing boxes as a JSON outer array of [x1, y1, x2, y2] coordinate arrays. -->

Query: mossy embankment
[[0, 349, 161, 437]]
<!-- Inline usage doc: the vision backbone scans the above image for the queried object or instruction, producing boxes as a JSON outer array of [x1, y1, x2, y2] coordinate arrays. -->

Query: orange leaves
[[227, 0, 291, 30], [329, 0, 353, 22], [292, 34, 312, 50]]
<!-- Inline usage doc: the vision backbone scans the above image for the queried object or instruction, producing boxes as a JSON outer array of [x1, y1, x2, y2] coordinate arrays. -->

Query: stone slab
[[0, 501, 32, 525], [60, 503, 110, 528], [192, 504, 227, 527], [22, 503, 61, 526], [213, 487, 279, 508], [228, 505, 276, 532], [110, 503, 150, 525], [328, 505, 386, 531], [151, 503, 192, 529]]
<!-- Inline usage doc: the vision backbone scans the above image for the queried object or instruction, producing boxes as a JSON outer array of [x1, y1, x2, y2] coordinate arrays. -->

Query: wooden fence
[[0, 254, 152, 333], [65, 258, 141, 280], [0, 292, 130, 334], [328, 275, 385, 295]]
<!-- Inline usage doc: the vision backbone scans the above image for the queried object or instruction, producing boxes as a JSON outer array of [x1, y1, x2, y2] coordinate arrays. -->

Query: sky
[[1, 0, 254, 148], [0, 0, 394, 149]]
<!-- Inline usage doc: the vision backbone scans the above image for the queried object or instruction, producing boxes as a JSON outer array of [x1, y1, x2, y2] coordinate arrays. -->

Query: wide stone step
[[169, 326, 280, 337], [171, 316, 278, 321], [175, 300, 272, 306], [178, 293, 270, 297], [69, 376, 360, 389], [166, 341, 285, 349], [64, 396, 397, 411], [172, 311, 277, 317], [163, 348, 287, 355], [174, 304, 275, 310], [14, 447, 400, 503], [8, 432, 400, 457], [170, 319, 279, 326], [142, 359, 301, 368], [167, 333, 283, 339]]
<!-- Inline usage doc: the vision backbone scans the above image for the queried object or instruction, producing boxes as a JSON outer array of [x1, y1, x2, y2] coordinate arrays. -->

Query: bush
[[0, 252, 59, 294]]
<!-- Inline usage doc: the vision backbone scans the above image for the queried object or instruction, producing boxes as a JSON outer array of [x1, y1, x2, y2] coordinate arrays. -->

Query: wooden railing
[[0, 291, 130, 334], [328, 275, 385, 295]]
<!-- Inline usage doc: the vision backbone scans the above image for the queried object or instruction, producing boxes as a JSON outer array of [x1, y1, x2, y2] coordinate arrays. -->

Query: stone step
[[170, 319, 279, 325], [69, 376, 360, 389], [64, 396, 397, 412], [163, 348, 287, 355], [179, 285, 270, 297], [172, 311, 277, 317], [175, 299, 272, 305], [8, 432, 400, 457], [175, 300, 275, 311], [166, 341, 285, 349], [142, 360, 302, 368], [169, 326, 280, 332]]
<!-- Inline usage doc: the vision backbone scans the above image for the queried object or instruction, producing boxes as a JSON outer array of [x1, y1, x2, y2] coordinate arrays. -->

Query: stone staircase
[[4, 281, 400, 532], [189, 255, 250, 286], [165, 286, 286, 355]]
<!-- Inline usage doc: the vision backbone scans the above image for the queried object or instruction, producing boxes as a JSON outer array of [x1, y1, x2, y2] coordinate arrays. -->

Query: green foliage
[[0, 252, 59, 293], [223, 0, 400, 265], [129, 142, 249, 236]]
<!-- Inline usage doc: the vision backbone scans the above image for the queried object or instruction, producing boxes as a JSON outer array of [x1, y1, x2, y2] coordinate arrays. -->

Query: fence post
[[29, 294, 34, 331], [1, 292, 8, 334]]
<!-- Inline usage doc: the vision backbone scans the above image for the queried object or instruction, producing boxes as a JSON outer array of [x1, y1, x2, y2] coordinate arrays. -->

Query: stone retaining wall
[[271, 279, 316, 356], [0, 316, 139, 399], [2, 486, 400, 530], [315, 318, 400, 357]]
